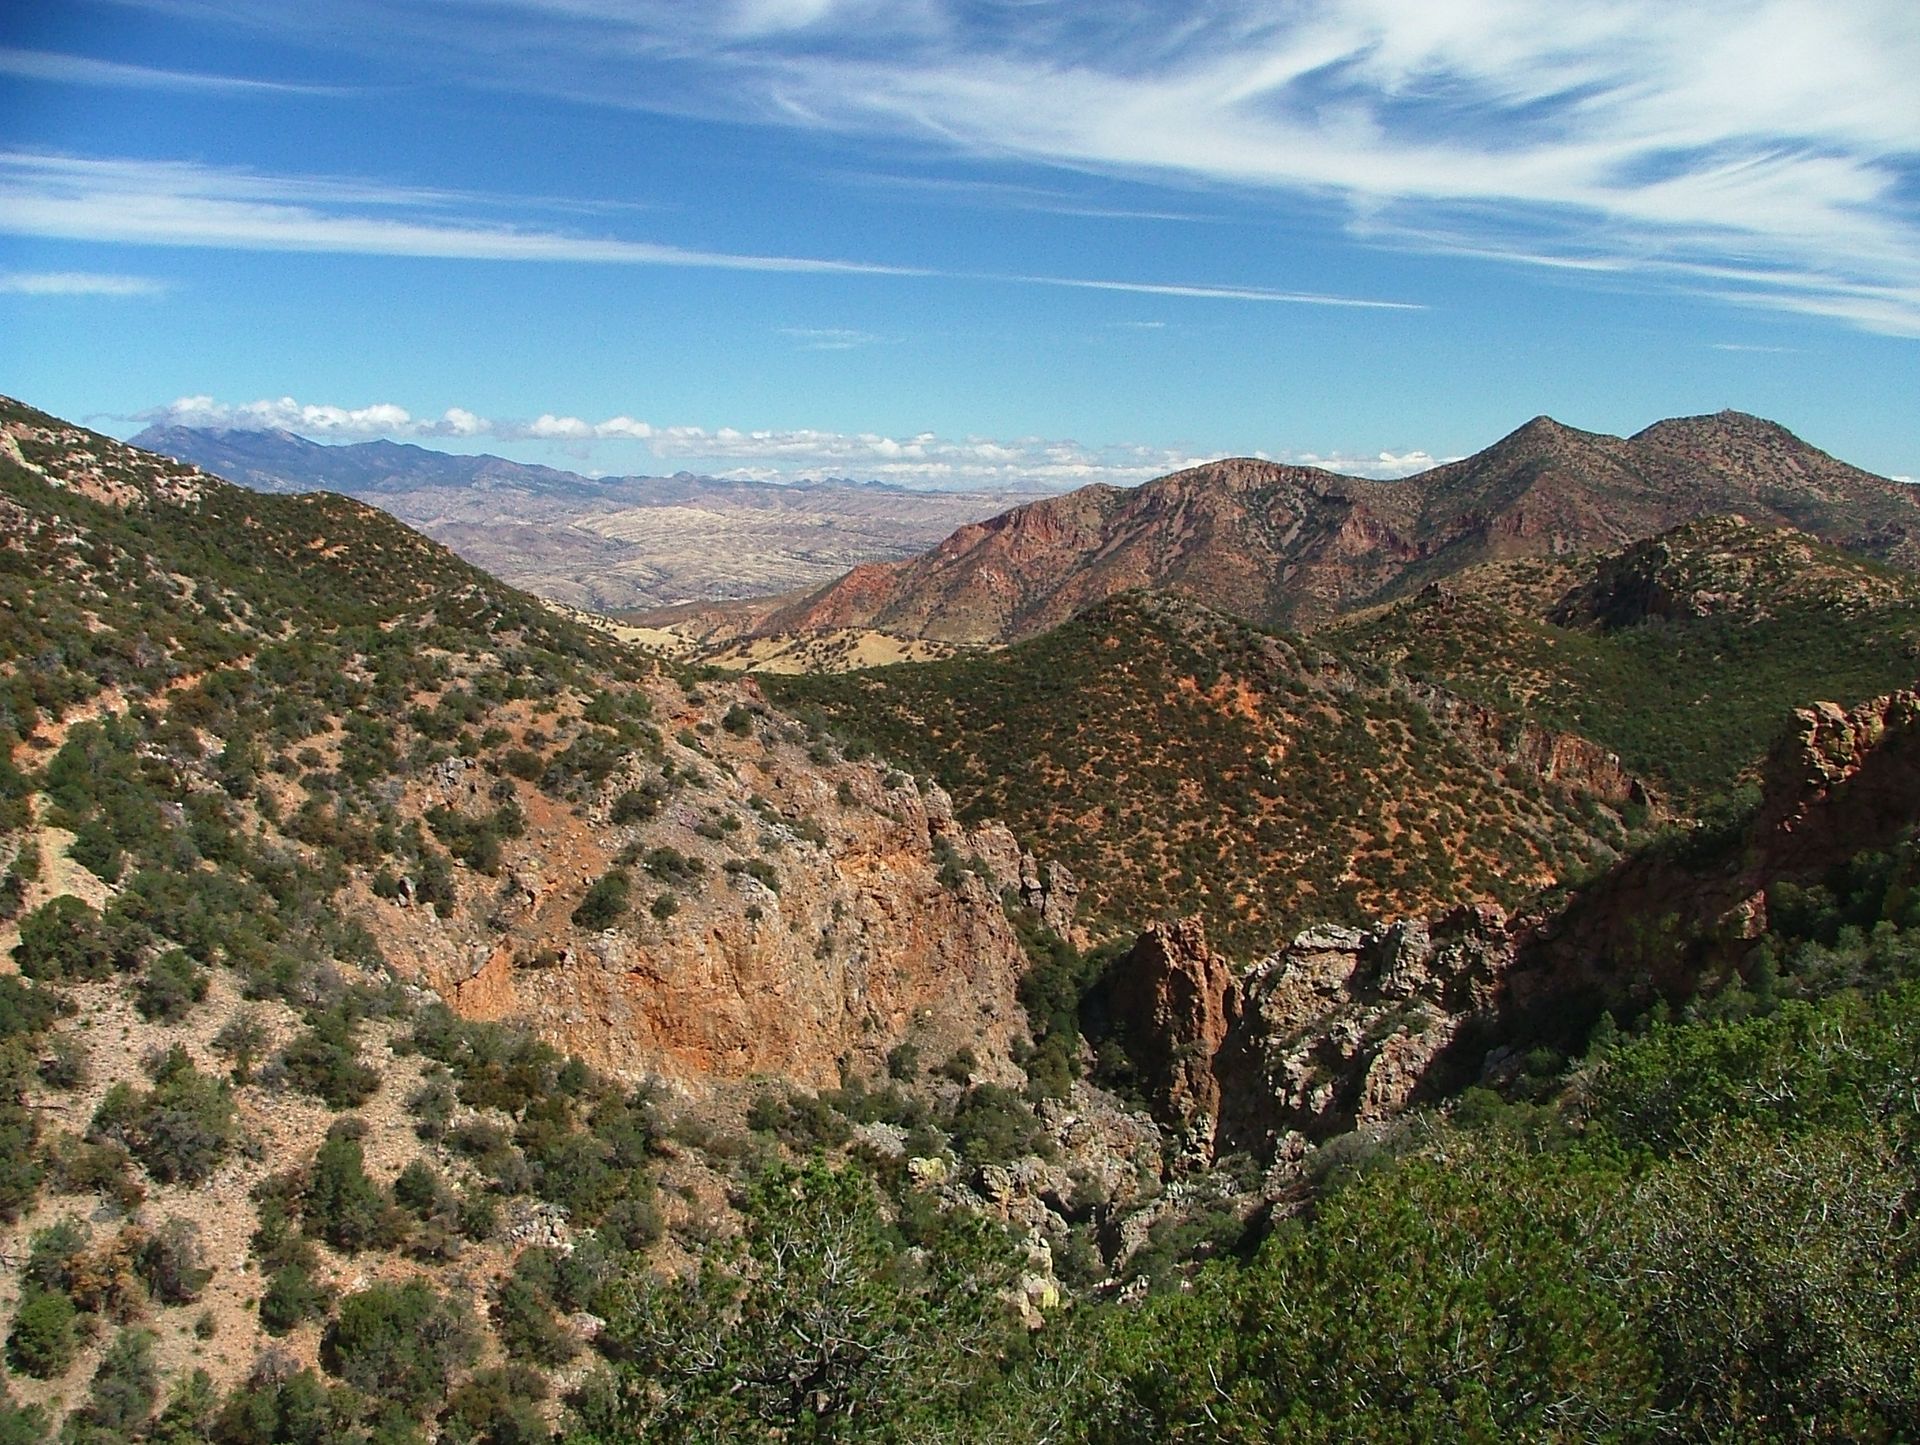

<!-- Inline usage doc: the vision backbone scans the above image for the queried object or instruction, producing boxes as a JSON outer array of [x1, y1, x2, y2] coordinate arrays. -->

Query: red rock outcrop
[[1105, 917, 1240, 1130], [1107, 684, 1920, 1161], [1105, 908, 1513, 1156], [1507, 685, 1920, 1011], [1212, 909, 1512, 1153]]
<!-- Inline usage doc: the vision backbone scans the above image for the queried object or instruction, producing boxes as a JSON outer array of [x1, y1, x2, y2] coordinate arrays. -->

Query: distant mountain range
[[709, 411, 1920, 644], [127, 424, 1044, 612], [126, 423, 904, 501]]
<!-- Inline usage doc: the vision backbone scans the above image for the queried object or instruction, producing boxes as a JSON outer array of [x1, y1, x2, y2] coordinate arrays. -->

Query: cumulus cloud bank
[[136, 393, 1448, 486], [155, 394, 468, 437]]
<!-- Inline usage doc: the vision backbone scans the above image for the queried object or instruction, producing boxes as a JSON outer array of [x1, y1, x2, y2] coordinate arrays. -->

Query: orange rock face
[[364, 676, 1049, 1094]]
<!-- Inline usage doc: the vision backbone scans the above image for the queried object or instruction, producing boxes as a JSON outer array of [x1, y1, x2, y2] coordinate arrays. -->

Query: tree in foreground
[[571, 1159, 1021, 1443]]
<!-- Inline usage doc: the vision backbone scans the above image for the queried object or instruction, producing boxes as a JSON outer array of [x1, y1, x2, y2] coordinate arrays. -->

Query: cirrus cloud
[[0, 269, 167, 297], [357, 0, 1920, 335], [0, 150, 1417, 309]]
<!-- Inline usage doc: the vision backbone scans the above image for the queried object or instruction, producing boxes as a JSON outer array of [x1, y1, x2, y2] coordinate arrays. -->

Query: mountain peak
[[747, 408, 1920, 645], [1490, 414, 1609, 453], [1630, 409, 1804, 448]]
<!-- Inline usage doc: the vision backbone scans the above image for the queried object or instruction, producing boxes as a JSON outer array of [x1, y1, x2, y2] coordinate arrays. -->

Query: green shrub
[[6, 1288, 78, 1378], [641, 846, 705, 885], [147, 1367, 219, 1445], [37, 1032, 88, 1090], [89, 1047, 237, 1185], [491, 1273, 576, 1368], [0, 974, 66, 1042], [80, 1326, 158, 1435], [724, 856, 781, 894], [439, 1365, 551, 1445], [572, 868, 630, 930], [12, 896, 115, 982], [135, 1218, 212, 1305], [41, 1134, 141, 1208], [948, 1084, 1049, 1166], [0, 1398, 49, 1445], [392, 1158, 451, 1219], [610, 780, 667, 825], [278, 1010, 379, 1108], [580, 1160, 1021, 1440], [321, 1280, 478, 1418], [210, 1010, 269, 1084], [303, 1127, 400, 1254], [24, 1216, 88, 1293], [135, 948, 208, 1022], [259, 1263, 330, 1336], [407, 1074, 457, 1142]]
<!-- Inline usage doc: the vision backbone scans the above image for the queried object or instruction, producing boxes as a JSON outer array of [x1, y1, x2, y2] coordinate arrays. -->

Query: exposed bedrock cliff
[[1107, 685, 1920, 1160], [1506, 684, 1920, 1011], [1106, 909, 1508, 1156], [1411, 681, 1650, 809], [1105, 918, 1240, 1130], [367, 678, 1067, 1095]]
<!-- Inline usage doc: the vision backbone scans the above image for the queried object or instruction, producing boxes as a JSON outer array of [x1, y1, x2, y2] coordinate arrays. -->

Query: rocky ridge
[[1106, 681, 1920, 1162], [722, 410, 1920, 646]]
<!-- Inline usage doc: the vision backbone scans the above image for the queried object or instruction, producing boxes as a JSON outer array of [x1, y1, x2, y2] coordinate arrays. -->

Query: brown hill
[[771, 516, 1920, 957], [769, 591, 1640, 957], [2, 395, 1042, 1096], [1329, 515, 1920, 803], [743, 411, 1920, 644]]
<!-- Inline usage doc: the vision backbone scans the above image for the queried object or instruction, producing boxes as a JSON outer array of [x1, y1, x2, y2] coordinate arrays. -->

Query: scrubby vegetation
[[8, 398, 1920, 1440], [563, 839, 1920, 1442], [773, 592, 1628, 954], [1332, 518, 1920, 805]]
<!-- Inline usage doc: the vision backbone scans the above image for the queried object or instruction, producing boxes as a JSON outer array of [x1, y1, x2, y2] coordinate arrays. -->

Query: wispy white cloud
[[132, 391, 1445, 486], [0, 46, 343, 95], [1709, 342, 1796, 354], [0, 152, 925, 275], [779, 326, 887, 350], [389, 0, 1920, 335], [0, 269, 167, 297], [1010, 273, 1420, 309], [0, 150, 1416, 307], [833, 170, 1223, 224]]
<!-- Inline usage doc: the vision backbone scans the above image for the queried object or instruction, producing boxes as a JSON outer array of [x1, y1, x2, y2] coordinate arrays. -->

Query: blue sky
[[2, 0, 1917, 487]]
